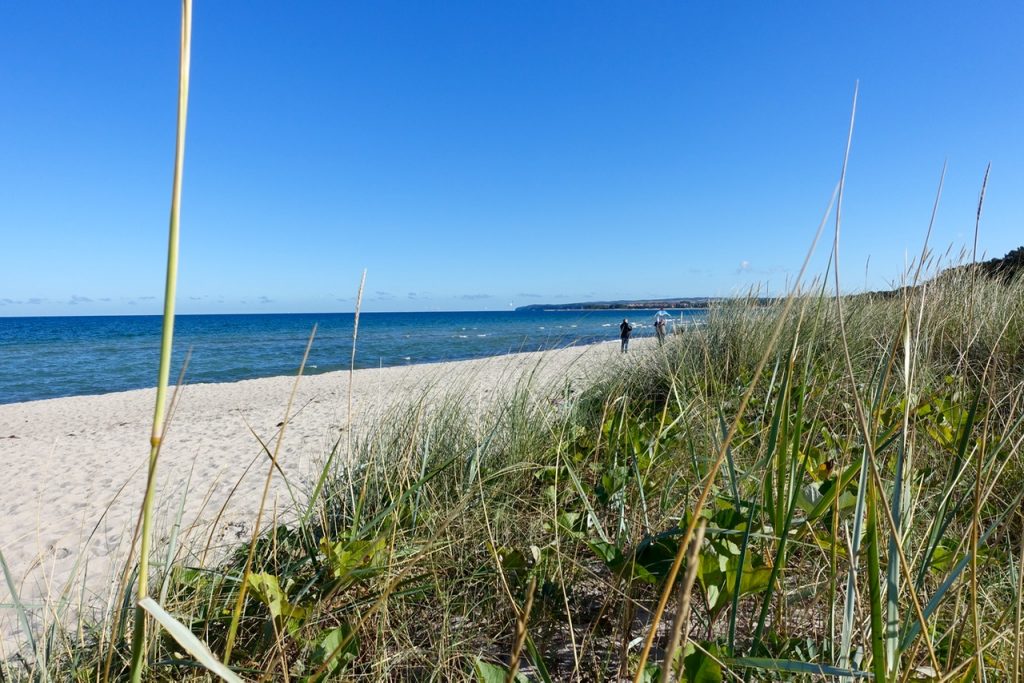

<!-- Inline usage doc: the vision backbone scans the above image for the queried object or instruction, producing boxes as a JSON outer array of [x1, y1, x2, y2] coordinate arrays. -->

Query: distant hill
[[517, 247, 1023, 312], [953, 246, 1024, 283], [865, 246, 1024, 299]]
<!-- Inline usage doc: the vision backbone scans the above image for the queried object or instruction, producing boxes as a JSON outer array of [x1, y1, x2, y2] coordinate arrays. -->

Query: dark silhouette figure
[[619, 318, 633, 352]]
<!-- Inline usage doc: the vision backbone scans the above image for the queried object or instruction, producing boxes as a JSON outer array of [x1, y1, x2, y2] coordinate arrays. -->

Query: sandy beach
[[0, 340, 639, 649]]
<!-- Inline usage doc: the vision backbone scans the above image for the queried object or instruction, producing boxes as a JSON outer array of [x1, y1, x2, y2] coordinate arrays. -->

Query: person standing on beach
[[619, 318, 633, 352], [654, 308, 671, 345], [654, 317, 666, 345]]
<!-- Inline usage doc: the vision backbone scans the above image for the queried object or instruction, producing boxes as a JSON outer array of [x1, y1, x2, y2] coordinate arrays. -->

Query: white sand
[[0, 341, 642, 650]]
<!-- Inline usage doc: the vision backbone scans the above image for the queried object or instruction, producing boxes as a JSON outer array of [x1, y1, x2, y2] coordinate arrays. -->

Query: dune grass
[[3, 263, 1022, 682], [3, 4, 1024, 680]]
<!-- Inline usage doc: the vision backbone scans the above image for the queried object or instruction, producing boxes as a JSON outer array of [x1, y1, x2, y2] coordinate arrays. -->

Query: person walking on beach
[[654, 308, 671, 345], [619, 318, 633, 352]]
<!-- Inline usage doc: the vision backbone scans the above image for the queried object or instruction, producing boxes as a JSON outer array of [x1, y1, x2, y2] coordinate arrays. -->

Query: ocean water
[[0, 310, 705, 404]]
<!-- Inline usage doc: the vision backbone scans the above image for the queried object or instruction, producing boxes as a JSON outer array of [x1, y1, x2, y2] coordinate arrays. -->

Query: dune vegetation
[[4, 1, 1024, 680], [3, 260, 1023, 682]]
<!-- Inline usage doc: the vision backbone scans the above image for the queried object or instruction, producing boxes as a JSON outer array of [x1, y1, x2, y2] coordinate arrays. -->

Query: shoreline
[[0, 338, 647, 647], [0, 310, 683, 405], [0, 336, 625, 408]]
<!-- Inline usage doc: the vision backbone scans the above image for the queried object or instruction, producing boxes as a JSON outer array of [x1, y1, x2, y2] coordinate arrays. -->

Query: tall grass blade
[[840, 444, 871, 678], [305, 269, 367, 523], [128, 2, 191, 681], [750, 349, 801, 655], [661, 519, 707, 683], [899, 488, 1024, 650], [222, 325, 317, 663], [561, 456, 611, 544], [885, 437, 907, 674], [727, 492, 759, 655], [729, 657, 874, 678], [718, 411, 741, 508], [631, 177, 838, 681], [917, 383, 983, 589], [865, 474, 887, 682], [157, 466, 192, 608], [524, 635, 553, 683], [0, 546, 39, 675]]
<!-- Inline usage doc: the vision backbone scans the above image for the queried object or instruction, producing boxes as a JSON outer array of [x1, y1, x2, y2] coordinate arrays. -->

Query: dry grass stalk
[[661, 518, 707, 683], [507, 576, 538, 683]]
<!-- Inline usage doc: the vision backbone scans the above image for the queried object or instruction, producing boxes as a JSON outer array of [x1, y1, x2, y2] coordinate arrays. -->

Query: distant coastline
[[516, 247, 1024, 311], [515, 297, 772, 311]]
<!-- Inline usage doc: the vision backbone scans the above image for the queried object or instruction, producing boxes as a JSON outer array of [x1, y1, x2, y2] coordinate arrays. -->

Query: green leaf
[[729, 564, 773, 601], [633, 535, 681, 583], [246, 573, 307, 623], [495, 546, 529, 571], [320, 537, 386, 586], [684, 643, 723, 682], [806, 460, 861, 521], [588, 539, 642, 582], [587, 539, 623, 566], [555, 510, 585, 536], [246, 572, 307, 637], [308, 623, 358, 682], [636, 662, 663, 683], [473, 657, 529, 683], [137, 597, 243, 683], [697, 546, 771, 616], [596, 465, 629, 505]]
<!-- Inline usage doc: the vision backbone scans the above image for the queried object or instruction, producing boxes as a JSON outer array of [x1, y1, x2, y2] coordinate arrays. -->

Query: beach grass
[[4, 3, 1024, 680], [128, 0, 193, 680], [2, 258, 1022, 681]]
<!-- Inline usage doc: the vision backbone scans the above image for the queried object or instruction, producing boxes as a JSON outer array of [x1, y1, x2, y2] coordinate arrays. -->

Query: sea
[[0, 310, 705, 404]]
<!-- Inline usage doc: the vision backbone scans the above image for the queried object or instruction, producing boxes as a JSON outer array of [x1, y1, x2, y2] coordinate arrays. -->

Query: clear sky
[[2, 2, 1022, 315]]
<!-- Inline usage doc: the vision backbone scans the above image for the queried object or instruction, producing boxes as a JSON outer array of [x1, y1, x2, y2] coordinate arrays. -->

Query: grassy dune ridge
[[3, 265, 1022, 681]]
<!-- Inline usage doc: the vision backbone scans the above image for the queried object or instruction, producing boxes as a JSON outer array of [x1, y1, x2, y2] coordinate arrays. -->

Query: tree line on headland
[[517, 246, 1024, 311]]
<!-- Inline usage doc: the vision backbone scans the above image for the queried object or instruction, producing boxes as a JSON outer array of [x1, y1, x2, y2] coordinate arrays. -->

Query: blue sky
[[1, 2, 1022, 315]]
